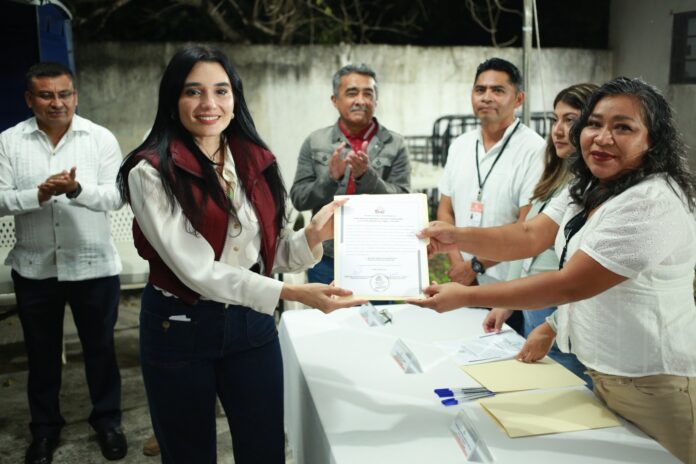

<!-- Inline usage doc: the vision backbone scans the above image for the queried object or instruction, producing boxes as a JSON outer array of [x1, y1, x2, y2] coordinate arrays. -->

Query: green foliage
[[64, 0, 610, 48], [429, 254, 450, 284]]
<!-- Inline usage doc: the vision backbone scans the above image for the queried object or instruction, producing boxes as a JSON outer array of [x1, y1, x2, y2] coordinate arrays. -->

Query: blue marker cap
[[441, 398, 459, 406], [434, 388, 454, 398]]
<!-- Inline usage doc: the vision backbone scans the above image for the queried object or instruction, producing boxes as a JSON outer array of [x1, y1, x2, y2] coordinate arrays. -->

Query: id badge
[[469, 201, 484, 227]]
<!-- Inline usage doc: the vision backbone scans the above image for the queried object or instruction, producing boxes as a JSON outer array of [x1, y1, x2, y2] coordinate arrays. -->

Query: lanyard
[[558, 210, 587, 270], [475, 121, 521, 201]]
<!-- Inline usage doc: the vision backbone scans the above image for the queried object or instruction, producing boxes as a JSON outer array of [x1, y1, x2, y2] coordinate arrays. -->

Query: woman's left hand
[[304, 198, 349, 249], [405, 281, 470, 312], [280, 282, 367, 313], [517, 322, 556, 363]]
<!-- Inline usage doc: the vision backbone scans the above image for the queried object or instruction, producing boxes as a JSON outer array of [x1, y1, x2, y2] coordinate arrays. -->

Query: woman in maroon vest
[[117, 45, 364, 464]]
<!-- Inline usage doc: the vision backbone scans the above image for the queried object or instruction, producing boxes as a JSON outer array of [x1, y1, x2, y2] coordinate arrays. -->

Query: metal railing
[[404, 112, 554, 217]]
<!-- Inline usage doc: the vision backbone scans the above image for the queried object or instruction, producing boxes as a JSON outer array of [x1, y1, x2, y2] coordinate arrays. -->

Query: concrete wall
[[610, 0, 696, 166], [74, 43, 612, 181]]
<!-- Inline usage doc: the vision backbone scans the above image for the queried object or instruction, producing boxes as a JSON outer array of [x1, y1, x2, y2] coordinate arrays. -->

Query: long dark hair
[[531, 83, 598, 202], [117, 45, 286, 231], [568, 76, 696, 212]]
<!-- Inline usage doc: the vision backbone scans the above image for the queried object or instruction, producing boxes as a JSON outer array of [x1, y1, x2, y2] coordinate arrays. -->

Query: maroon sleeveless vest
[[131, 137, 280, 304]]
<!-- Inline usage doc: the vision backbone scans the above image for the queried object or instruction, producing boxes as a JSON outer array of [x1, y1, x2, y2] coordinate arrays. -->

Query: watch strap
[[66, 182, 82, 199], [471, 256, 486, 274]]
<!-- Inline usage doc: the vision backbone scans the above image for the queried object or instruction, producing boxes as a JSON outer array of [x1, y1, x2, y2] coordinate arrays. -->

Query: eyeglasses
[[31, 90, 75, 102]]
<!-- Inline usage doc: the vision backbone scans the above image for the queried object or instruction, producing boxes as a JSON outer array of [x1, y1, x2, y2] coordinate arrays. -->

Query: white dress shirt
[[0, 115, 123, 281], [543, 176, 696, 376], [438, 119, 545, 283], [128, 150, 322, 316]]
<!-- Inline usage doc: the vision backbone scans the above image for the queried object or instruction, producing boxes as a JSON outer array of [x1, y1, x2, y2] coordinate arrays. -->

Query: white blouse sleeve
[[540, 186, 572, 225], [272, 228, 322, 274], [581, 185, 684, 279], [128, 161, 283, 315]]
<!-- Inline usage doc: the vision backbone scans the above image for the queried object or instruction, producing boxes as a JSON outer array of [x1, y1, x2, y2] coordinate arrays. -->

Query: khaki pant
[[588, 369, 696, 464]]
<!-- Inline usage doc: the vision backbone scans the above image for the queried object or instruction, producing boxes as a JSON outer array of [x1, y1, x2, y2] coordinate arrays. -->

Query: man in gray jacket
[[290, 63, 411, 284]]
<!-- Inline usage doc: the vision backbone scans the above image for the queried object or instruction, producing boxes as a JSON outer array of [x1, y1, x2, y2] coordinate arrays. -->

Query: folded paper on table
[[436, 330, 527, 365], [479, 389, 621, 438], [333, 193, 430, 300], [462, 358, 586, 393]]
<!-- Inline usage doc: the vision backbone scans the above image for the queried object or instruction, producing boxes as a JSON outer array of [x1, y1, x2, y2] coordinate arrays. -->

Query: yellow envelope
[[479, 389, 621, 438], [462, 358, 586, 392]]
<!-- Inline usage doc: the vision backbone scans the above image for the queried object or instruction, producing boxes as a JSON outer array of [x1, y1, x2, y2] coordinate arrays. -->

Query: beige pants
[[588, 369, 696, 464]]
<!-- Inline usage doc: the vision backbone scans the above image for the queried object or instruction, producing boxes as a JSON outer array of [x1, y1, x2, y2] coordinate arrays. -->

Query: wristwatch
[[66, 182, 82, 199], [471, 256, 486, 275]]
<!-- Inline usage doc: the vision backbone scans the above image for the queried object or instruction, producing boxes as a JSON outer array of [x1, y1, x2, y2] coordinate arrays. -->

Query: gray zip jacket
[[290, 120, 411, 257]]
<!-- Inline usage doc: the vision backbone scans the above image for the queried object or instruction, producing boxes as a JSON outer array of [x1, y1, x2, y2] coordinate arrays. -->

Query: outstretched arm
[[407, 249, 627, 312], [420, 211, 559, 262]]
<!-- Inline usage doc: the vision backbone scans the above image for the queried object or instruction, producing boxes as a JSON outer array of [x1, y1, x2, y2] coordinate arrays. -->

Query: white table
[[280, 305, 678, 464]]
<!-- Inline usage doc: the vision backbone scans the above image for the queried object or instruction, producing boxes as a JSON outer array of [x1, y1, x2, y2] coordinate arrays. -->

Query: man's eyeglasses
[[31, 90, 75, 102]]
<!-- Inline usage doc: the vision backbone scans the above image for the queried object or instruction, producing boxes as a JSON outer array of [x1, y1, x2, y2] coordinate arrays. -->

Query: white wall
[[610, 0, 696, 166], [75, 43, 611, 182]]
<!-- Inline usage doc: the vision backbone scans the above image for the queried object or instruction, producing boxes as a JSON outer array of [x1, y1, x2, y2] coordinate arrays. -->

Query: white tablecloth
[[280, 304, 678, 464]]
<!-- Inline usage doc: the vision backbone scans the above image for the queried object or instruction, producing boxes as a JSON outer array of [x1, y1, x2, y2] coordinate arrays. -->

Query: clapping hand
[[345, 141, 369, 179], [38, 166, 78, 202], [328, 142, 348, 181]]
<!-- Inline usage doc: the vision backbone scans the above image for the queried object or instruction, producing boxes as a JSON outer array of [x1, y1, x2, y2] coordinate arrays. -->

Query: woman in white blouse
[[117, 46, 364, 464], [410, 77, 696, 463], [483, 83, 597, 385]]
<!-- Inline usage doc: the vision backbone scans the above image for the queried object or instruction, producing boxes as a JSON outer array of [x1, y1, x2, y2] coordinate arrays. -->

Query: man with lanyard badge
[[437, 58, 545, 333]]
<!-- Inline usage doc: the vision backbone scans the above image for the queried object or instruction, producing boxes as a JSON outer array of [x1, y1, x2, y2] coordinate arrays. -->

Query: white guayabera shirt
[[543, 175, 696, 377], [438, 119, 545, 284], [0, 115, 123, 281]]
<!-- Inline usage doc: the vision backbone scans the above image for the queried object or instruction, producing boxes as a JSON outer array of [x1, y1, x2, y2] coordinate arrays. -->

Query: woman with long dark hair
[[118, 45, 363, 464], [410, 77, 696, 463], [483, 83, 597, 384]]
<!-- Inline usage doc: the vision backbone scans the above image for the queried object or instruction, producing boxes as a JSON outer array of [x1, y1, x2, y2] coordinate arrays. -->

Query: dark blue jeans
[[307, 254, 334, 284], [13, 270, 122, 440], [139, 284, 284, 464]]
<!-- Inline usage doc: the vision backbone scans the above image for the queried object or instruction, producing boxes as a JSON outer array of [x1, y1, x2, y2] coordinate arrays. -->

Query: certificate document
[[334, 193, 429, 300]]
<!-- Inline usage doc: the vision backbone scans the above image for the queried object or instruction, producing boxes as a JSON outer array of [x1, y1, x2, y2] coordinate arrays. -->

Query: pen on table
[[463, 356, 500, 364], [441, 393, 495, 406], [434, 387, 491, 398]]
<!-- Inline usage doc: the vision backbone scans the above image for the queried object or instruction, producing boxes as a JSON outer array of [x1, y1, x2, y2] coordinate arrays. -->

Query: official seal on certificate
[[369, 273, 391, 292]]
